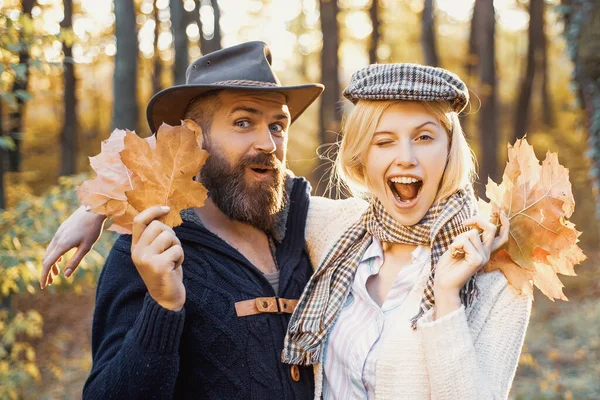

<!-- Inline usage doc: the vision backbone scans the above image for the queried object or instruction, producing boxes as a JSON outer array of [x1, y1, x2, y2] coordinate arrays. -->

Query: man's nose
[[394, 140, 417, 167], [254, 125, 276, 154]]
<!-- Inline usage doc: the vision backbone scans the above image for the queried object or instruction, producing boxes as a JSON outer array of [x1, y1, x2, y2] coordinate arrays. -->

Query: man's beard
[[199, 147, 286, 233]]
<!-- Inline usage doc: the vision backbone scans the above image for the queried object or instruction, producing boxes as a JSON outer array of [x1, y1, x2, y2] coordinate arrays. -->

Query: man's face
[[199, 90, 291, 232]]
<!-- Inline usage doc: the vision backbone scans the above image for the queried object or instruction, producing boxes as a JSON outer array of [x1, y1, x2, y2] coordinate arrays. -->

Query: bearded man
[[76, 41, 325, 399]]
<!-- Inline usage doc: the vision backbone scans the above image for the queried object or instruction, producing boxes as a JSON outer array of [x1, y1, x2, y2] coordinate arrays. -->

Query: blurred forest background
[[0, 0, 599, 398]]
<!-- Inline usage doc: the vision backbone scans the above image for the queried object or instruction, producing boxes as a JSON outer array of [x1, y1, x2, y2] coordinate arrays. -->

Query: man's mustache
[[238, 153, 283, 171]]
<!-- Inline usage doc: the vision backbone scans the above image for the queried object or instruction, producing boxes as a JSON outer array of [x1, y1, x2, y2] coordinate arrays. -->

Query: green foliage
[[0, 174, 117, 397], [0, 7, 60, 112], [0, 310, 43, 400]]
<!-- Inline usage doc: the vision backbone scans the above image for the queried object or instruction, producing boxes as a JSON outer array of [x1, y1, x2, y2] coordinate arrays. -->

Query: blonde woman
[[284, 64, 532, 399]]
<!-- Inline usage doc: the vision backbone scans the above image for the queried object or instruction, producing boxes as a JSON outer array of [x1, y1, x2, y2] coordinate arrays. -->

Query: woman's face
[[364, 102, 449, 226]]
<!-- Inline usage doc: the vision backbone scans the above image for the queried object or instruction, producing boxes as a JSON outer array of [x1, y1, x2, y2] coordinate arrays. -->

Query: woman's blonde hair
[[335, 100, 477, 202]]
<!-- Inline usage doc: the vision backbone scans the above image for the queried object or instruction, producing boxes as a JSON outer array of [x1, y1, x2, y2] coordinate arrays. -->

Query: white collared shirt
[[322, 238, 430, 400]]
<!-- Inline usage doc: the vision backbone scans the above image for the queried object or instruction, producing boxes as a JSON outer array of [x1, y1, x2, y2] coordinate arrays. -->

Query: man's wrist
[[155, 298, 185, 312]]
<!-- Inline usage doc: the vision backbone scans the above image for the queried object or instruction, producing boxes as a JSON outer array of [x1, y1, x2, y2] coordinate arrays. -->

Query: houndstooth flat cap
[[343, 63, 469, 113]]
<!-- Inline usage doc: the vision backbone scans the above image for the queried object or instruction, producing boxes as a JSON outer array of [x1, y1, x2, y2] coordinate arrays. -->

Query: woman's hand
[[433, 211, 510, 319], [41, 206, 107, 288]]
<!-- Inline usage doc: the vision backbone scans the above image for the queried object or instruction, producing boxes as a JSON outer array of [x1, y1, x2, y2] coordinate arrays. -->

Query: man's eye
[[235, 120, 251, 128], [270, 123, 284, 134]]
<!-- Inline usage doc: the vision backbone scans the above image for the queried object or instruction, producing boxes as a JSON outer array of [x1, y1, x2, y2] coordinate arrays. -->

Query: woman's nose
[[394, 141, 417, 167]]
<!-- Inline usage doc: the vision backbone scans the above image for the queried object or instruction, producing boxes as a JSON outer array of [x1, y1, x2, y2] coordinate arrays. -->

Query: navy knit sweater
[[83, 178, 315, 399]]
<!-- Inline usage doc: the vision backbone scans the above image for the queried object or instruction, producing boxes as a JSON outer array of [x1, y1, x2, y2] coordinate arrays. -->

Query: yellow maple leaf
[[120, 121, 209, 228], [77, 120, 207, 233], [482, 138, 586, 300]]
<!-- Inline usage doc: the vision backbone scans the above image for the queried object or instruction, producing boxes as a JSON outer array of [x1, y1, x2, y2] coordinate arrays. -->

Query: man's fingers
[[137, 220, 174, 250], [132, 206, 171, 245], [160, 245, 185, 270], [151, 231, 181, 254]]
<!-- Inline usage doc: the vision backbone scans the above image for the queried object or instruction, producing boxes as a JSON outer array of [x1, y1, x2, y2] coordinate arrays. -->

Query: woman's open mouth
[[388, 176, 423, 209]]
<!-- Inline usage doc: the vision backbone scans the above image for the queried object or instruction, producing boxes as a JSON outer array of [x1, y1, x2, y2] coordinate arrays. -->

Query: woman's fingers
[[449, 234, 479, 262], [64, 245, 90, 277], [463, 216, 496, 251], [491, 211, 510, 252]]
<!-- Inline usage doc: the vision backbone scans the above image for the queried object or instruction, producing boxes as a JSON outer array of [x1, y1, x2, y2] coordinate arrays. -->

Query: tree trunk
[[460, 1, 480, 129], [513, 0, 543, 143], [369, 0, 380, 64], [200, 0, 222, 55], [539, 2, 554, 126], [475, 0, 499, 193], [317, 0, 342, 197], [170, 0, 188, 85], [0, 99, 5, 209], [210, 0, 222, 51], [152, 0, 163, 94], [112, 0, 138, 131], [562, 0, 600, 221], [421, 0, 439, 66], [465, 2, 479, 80], [7, 0, 35, 172], [59, 0, 77, 176]]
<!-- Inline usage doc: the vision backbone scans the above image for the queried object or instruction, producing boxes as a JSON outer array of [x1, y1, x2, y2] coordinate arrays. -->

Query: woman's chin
[[384, 190, 430, 226]]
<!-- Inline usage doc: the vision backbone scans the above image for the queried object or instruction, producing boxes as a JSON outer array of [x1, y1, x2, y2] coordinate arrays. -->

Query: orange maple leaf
[[120, 121, 209, 228], [482, 138, 586, 301], [77, 120, 208, 233]]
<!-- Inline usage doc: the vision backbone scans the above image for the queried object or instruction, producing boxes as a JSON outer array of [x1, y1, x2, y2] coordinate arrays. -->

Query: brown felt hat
[[146, 41, 324, 133]]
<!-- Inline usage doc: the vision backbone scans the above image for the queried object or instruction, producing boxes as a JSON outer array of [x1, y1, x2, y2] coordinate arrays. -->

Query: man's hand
[[131, 206, 185, 312], [41, 206, 107, 289]]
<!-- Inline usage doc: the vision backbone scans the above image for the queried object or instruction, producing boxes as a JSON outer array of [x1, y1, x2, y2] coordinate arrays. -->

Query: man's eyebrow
[[274, 113, 290, 121], [229, 106, 262, 116]]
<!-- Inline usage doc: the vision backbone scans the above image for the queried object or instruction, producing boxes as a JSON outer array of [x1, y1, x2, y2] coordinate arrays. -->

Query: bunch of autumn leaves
[[77, 120, 209, 234], [77, 121, 585, 302]]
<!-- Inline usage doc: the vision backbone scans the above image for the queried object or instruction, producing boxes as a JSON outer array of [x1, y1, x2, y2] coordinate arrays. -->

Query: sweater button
[[290, 365, 300, 382]]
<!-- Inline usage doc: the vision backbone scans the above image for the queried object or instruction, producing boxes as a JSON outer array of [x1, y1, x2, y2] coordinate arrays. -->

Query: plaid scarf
[[282, 186, 478, 366]]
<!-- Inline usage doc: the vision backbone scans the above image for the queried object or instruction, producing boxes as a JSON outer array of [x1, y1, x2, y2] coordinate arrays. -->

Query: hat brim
[[146, 83, 324, 133]]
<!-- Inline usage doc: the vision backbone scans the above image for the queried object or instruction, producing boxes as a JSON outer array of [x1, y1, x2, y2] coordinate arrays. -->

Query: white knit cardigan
[[304, 196, 532, 400]]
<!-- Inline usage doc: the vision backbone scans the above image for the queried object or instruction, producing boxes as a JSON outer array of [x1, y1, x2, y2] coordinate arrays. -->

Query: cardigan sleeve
[[83, 235, 185, 400], [417, 278, 532, 400], [305, 196, 368, 269]]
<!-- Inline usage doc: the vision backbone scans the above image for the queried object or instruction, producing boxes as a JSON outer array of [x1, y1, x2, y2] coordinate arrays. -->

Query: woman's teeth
[[388, 177, 423, 203], [390, 176, 421, 184]]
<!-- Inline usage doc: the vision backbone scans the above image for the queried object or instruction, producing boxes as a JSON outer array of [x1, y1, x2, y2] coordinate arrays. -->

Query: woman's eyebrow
[[411, 121, 438, 132]]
